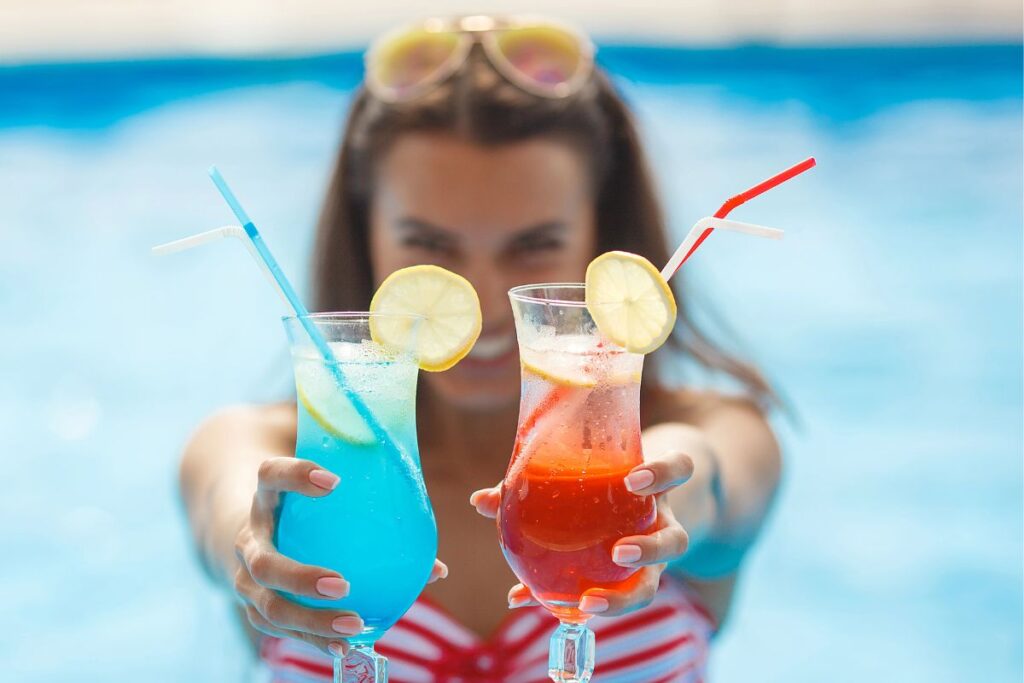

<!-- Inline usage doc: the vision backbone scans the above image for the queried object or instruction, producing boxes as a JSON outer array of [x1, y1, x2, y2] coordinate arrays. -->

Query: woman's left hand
[[470, 446, 694, 617]]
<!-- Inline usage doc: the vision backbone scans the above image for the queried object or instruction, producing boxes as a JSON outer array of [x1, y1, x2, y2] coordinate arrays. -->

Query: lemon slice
[[519, 339, 642, 387], [370, 265, 482, 372], [521, 354, 598, 388], [294, 362, 376, 445], [585, 251, 677, 354]]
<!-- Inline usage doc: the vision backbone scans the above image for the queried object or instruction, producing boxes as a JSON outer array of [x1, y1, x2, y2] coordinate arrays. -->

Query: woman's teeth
[[468, 334, 515, 360]]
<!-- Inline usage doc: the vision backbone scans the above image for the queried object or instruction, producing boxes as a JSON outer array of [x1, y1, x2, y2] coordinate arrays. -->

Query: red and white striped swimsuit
[[261, 577, 714, 683]]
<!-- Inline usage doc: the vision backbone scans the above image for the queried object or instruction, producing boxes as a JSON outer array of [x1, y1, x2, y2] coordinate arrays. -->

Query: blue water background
[[0, 45, 1020, 681]]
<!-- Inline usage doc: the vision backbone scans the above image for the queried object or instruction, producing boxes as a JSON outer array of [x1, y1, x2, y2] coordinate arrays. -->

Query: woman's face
[[369, 133, 596, 411]]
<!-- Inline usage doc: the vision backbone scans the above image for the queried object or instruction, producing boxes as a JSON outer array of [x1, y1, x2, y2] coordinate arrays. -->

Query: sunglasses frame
[[365, 15, 597, 103]]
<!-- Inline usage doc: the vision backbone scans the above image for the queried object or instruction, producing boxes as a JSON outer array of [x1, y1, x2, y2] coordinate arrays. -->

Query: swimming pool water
[[0, 45, 1020, 682]]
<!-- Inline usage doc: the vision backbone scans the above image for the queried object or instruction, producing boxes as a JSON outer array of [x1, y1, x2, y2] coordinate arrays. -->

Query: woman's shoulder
[[189, 402, 297, 451], [254, 401, 297, 427], [644, 385, 768, 429], [645, 388, 778, 464], [203, 401, 295, 427]]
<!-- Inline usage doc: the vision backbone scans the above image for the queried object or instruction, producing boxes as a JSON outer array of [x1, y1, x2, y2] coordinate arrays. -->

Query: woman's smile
[[459, 333, 518, 370]]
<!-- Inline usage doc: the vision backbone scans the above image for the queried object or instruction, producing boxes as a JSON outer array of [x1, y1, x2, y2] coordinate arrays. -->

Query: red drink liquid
[[498, 352, 656, 622]]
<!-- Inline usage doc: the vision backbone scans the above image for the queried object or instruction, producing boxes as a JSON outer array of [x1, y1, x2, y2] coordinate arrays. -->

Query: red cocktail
[[499, 284, 655, 681]]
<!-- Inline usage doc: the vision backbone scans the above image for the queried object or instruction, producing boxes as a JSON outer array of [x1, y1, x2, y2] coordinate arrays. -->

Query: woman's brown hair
[[312, 49, 773, 407]]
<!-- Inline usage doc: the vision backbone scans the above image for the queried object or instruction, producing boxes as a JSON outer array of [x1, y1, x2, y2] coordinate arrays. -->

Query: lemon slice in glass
[[585, 251, 677, 354], [520, 351, 599, 388], [370, 265, 482, 372], [294, 361, 376, 445], [520, 341, 643, 387]]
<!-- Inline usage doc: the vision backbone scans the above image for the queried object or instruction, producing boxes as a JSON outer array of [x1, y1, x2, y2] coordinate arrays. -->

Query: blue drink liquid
[[275, 340, 437, 645]]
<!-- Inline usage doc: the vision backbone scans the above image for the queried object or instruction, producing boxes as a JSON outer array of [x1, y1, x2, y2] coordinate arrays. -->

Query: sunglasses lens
[[492, 26, 587, 93], [370, 28, 462, 97]]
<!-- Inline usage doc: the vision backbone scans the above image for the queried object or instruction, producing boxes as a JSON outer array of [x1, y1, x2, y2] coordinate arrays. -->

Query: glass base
[[548, 622, 595, 683], [336, 644, 388, 683]]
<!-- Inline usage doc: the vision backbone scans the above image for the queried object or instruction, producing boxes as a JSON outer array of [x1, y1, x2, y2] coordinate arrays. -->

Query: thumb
[[469, 485, 501, 519]]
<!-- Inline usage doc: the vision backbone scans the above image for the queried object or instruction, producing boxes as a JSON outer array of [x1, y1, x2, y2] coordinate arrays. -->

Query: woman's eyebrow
[[506, 221, 567, 245], [397, 217, 567, 248], [396, 217, 459, 247]]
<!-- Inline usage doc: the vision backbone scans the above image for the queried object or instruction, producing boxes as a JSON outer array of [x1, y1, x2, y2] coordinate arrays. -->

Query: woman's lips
[[469, 334, 515, 359], [461, 333, 517, 369]]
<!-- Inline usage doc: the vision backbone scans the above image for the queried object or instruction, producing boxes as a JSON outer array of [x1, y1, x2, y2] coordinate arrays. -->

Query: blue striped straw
[[207, 166, 395, 448]]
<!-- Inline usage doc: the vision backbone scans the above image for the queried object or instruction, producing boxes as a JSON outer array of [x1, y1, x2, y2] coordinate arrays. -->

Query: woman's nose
[[461, 263, 511, 330]]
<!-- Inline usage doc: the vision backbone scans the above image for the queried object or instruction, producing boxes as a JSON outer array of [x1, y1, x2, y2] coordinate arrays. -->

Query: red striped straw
[[665, 156, 816, 279]]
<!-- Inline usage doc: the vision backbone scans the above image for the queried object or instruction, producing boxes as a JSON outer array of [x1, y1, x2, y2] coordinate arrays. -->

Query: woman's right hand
[[233, 456, 448, 657]]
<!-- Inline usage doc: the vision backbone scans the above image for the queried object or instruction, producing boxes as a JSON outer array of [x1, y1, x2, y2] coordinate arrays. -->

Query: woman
[[180, 16, 781, 682]]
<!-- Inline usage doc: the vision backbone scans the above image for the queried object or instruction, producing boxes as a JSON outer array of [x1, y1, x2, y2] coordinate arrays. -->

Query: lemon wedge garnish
[[585, 251, 677, 354], [370, 265, 482, 372]]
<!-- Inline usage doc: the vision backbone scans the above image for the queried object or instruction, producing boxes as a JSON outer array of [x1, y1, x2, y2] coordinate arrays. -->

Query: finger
[[612, 523, 689, 567], [245, 605, 350, 658], [258, 590, 365, 639], [578, 566, 663, 617], [258, 457, 340, 497], [233, 564, 262, 606], [624, 450, 694, 495], [237, 570, 364, 639], [252, 458, 339, 527], [244, 603, 290, 639], [508, 583, 539, 609], [428, 560, 449, 584], [469, 486, 501, 519], [241, 543, 350, 599]]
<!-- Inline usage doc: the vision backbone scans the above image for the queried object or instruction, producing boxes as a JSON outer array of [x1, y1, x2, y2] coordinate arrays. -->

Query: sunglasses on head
[[365, 15, 596, 102]]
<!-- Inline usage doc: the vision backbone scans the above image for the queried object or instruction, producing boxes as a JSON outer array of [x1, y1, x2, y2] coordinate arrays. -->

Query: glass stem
[[548, 621, 595, 683], [335, 643, 387, 683]]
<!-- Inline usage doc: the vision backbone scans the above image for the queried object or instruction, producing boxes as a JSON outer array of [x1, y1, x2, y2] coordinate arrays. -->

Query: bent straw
[[660, 217, 783, 281], [152, 225, 291, 307], [662, 157, 816, 280], [153, 167, 397, 450]]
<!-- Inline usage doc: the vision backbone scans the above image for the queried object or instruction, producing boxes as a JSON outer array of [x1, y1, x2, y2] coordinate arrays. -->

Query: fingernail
[[328, 642, 347, 657], [437, 562, 449, 580], [332, 615, 363, 635], [309, 469, 340, 490], [612, 544, 642, 565], [579, 596, 609, 613], [316, 576, 349, 599], [508, 595, 531, 609], [624, 469, 655, 492]]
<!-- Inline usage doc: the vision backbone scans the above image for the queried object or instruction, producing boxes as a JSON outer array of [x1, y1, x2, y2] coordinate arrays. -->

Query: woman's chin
[[443, 389, 519, 413], [425, 350, 520, 412]]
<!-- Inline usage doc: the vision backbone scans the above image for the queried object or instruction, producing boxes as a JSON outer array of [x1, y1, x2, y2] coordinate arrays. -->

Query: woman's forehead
[[372, 133, 591, 233]]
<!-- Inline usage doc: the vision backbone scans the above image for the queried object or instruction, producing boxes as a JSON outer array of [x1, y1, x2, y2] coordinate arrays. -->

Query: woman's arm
[[180, 403, 447, 656], [179, 403, 368, 656], [469, 395, 780, 622], [634, 396, 780, 627], [179, 403, 297, 586], [648, 396, 782, 579], [556, 395, 780, 625]]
